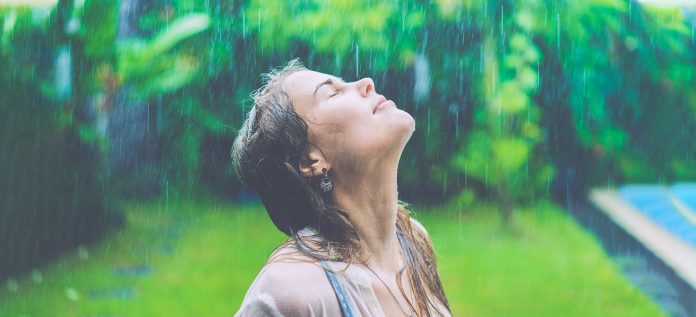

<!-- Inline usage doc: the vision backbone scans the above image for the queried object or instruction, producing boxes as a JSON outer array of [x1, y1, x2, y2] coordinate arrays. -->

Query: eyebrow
[[313, 77, 345, 97], [313, 79, 334, 96]]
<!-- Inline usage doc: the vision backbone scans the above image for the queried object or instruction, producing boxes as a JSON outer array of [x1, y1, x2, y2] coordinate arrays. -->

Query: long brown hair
[[231, 59, 450, 316]]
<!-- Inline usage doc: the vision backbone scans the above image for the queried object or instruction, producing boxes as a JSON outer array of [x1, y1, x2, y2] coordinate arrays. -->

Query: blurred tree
[[1, 0, 695, 226], [0, 0, 122, 281], [111, 10, 213, 198], [451, 0, 554, 226], [534, 0, 696, 205]]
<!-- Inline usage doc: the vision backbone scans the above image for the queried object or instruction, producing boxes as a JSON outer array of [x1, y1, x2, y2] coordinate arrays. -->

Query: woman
[[232, 59, 451, 317]]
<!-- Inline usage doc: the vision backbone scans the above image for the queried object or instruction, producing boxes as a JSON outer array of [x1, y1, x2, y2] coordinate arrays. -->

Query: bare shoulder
[[261, 256, 326, 284], [259, 243, 329, 286], [236, 244, 341, 316], [410, 217, 430, 238]]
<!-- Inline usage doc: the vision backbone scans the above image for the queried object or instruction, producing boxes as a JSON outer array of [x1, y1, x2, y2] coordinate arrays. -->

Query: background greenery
[[3, 0, 694, 208], [0, 0, 694, 315], [0, 200, 666, 316]]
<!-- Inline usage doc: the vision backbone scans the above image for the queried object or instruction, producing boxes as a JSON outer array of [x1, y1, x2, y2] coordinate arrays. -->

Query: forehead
[[284, 70, 341, 109], [284, 70, 337, 96]]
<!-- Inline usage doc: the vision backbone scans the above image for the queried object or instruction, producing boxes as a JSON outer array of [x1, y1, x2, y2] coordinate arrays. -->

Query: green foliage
[[452, 0, 554, 219], [524, 1, 696, 186], [117, 13, 211, 98], [1, 9, 18, 48], [81, 1, 117, 61], [2, 0, 696, 207], [0, 1, 121, 281], [246, 0, 425, 70]]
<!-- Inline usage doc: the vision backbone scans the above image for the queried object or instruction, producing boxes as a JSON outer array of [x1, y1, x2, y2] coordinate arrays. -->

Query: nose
[[356, 78, 375, 97]]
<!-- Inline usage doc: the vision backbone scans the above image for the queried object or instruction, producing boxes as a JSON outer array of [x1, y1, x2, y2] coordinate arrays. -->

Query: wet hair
[[231, 59, 450, 316]]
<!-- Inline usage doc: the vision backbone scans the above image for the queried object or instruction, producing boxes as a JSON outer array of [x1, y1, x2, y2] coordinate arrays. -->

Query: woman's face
[[284, 69, 415, 173]]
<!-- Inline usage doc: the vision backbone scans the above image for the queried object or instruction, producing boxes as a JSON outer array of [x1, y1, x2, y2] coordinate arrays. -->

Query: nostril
[[364, 82, 373, 95]]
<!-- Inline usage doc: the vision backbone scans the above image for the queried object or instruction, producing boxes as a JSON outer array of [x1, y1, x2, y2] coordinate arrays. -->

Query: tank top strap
[[319, 260, 355, 317]]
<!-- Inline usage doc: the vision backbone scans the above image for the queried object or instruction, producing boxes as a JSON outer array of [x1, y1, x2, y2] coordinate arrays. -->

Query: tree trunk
[[496, 182, 517, 230]]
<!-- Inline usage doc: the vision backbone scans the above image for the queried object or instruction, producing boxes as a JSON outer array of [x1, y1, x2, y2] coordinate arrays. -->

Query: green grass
[[0, 199, 665, 316], [418, 201, 665, 317]]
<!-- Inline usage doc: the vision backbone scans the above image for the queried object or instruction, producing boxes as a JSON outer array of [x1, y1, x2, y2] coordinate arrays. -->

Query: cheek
[[309, 111, 367, 153], [317, 103, 369, 131]]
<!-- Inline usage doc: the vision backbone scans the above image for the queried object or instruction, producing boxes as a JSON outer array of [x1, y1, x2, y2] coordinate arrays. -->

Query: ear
[[300, 146, 329, 178]]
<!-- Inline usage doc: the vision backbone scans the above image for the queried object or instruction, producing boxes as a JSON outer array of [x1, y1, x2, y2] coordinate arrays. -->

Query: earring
[[319, 168, 333, 193]]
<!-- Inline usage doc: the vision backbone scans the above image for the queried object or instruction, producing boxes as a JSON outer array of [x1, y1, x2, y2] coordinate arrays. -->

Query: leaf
[[598, 127, 628, 153], [517, 66, 538, 91], [137, 54, 199, 96], [515, 10, 536, 32], [116, 13, 211, 97], [496, 81, 529, 114], [117, 13, 211, 80], [147, 13, 211, 58], [492, 137, 530, 172]]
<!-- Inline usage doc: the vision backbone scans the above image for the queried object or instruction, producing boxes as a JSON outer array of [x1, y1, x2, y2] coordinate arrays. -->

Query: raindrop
[[556, 9, 561, 57], [500, 5, 504, 39], [55, 44, 72, 102], [427, 107, 431, 135], [242, 10, 247, 38], [413, 53, 430, 104], [257, 7, 261, 33], [355, 44, 359, 78]]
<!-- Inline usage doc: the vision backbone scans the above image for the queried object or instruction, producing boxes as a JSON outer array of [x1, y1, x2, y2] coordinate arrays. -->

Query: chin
[[397, 109, 416, 133], [407, 113, 416, 132], [392, 111, 415, 145]]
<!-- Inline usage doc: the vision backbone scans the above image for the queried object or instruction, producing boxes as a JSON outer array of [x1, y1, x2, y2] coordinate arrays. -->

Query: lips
[[372, 95, 388, 114]]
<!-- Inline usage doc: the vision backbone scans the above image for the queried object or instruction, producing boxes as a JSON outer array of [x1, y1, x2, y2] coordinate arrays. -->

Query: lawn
[[0, 199, 665, 316]]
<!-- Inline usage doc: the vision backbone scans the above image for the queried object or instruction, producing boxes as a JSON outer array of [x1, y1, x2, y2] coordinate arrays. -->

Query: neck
[[330, 153, 403, 273]]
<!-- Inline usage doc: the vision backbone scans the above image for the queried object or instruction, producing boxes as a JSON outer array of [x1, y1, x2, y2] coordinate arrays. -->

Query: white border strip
[[589, 189, 696, 288], [668, 193, 696, 227]]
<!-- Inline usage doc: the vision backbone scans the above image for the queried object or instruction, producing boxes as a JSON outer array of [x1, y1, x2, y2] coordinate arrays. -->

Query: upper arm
[[410, 217, 429, 238], [409, 216, 440, 266], [235, 261, 341, 317], [410, 217, 434, 249]]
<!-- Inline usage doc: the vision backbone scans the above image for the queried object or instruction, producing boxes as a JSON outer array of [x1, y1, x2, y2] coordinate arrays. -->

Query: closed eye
[[327, 84, 342, 98]]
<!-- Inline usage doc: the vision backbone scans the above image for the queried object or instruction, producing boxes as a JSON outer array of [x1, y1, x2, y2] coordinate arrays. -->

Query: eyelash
[[329, 91, 340, 98]]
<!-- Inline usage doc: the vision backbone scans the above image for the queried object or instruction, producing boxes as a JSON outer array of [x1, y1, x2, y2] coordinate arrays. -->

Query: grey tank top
[[319, 260, 355, 317]]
